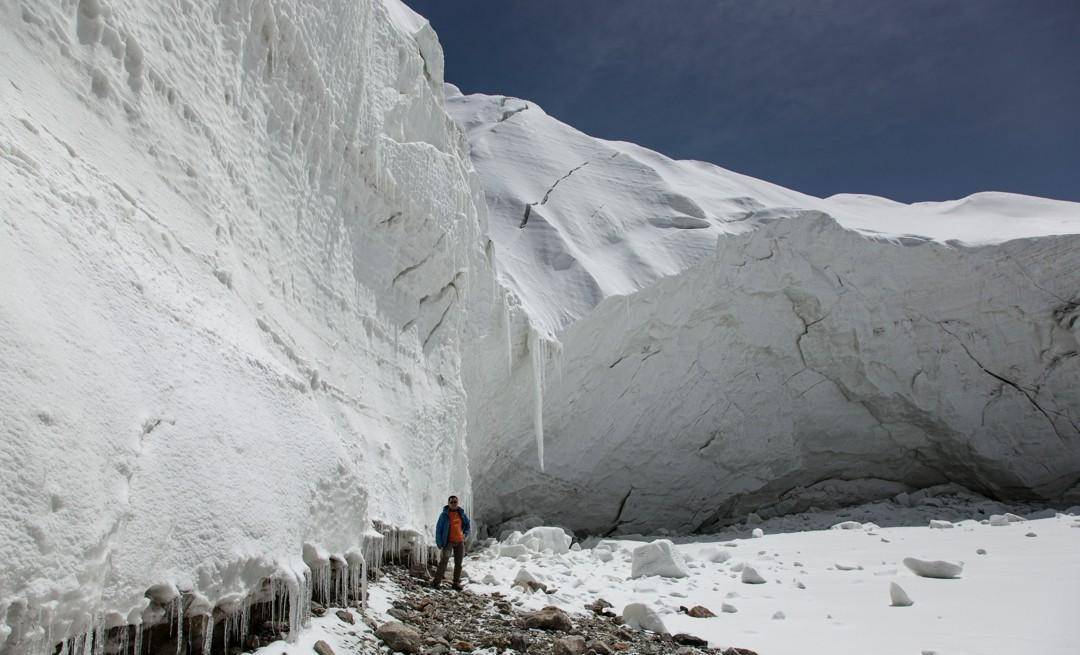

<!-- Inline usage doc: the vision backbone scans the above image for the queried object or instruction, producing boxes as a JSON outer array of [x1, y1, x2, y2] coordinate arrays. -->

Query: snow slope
[[448, 90, 1080, 535], [469, 505, 1080, 655], [0, 1, 499, 651]]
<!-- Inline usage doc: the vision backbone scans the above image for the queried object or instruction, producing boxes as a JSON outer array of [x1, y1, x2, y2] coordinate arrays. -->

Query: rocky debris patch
[[367, 565, 753, 654]]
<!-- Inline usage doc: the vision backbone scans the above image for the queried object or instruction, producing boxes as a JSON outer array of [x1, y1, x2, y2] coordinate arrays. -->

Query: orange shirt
[[448, 510, 465, 543]]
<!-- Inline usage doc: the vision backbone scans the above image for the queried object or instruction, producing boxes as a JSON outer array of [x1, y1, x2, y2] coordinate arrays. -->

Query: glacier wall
[[449, 93, 1080, 536], [0, 0, 498, 651]]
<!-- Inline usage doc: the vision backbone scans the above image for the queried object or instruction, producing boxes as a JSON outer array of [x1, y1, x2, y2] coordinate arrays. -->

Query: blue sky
[[403, 0, 1080, 203]]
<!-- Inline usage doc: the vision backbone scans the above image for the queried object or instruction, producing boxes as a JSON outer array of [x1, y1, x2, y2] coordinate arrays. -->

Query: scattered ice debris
[[621, 603, 667, 633], [772, 611, 786, 620], [741, 566, 766, 584], [795, 580, 807, 589], [976, 548, 987, 555], [928, 520, 954, 529], [903, 557, 963, 579], [831, 520, 863, 530], [835, 562, 863, 571], [701, 546, 733, 563], [721, 602, 739, 614], [1025, 532, 1037, 537], [1005, 513, 1027, 522], [521, 526, 573, 554], [630, 539, 689, 579], [989, 515, 1010, 526], [751, 528, 765, 538], [890, 582, 914, 607]]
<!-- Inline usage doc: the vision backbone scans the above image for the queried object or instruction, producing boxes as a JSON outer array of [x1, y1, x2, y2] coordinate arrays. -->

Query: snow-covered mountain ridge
[[448, 90, 1080, 535]]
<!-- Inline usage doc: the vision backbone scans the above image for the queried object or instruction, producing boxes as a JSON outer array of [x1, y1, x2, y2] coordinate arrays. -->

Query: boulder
[[630, 540, 689, 579], [313, 641, 334, 655], [673, 634, 708, 647], [523, 606, 573, 631], [687, 605, 715, 618], [375, 622, 423, 654], [553, 636, 587, 655], [335, 610, 354, 624]]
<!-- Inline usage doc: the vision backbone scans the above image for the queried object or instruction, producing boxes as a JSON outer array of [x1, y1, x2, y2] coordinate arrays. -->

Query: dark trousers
[[434, 541, 464, 586]]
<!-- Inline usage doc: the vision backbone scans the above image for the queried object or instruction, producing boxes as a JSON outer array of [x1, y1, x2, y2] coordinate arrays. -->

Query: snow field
[[465, 510, 1080, 655]]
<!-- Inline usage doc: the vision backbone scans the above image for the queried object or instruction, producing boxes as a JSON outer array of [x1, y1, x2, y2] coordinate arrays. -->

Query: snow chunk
[[890, 582, 914, 607], [741, 566, 766, 584], [831, 521, 863, 530], [621, 603, 667, 633], [751, 528, 764, 538], [928, 520, 954, 529], [520, 526, 573, 554], [630, 540, 689, 579], [902, 557, 963, 579]]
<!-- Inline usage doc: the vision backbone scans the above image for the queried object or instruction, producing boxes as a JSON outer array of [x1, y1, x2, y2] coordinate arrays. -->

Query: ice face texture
[[0, 0, 501, 649], [449, 91, 1080, 536]]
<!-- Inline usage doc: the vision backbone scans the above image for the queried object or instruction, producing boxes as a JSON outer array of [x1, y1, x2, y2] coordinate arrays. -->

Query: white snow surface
[[467, 505, 1080, 655], [1, 0, 500, 650], [448, 90, 1080, 535]]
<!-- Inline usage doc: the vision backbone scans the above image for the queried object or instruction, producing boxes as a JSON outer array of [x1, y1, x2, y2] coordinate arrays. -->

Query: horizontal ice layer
[[0, 0, 497, 650], [449, 91, 1080, 535]]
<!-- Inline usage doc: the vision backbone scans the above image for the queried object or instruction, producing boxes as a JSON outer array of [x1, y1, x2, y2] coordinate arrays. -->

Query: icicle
[[503, 301, 513, 378], [174, 599, 183, 655], [133, 624, 143, 655], [529, 328, 546, 472], [360, 555, 368, 613], [200, 618, 210, 655], [58, 637, 69, 655], [81, 623, 94, 655]]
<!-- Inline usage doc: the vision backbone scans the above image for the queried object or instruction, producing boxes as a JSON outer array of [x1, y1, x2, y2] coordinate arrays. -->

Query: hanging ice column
[[528, 328, 547, 472]]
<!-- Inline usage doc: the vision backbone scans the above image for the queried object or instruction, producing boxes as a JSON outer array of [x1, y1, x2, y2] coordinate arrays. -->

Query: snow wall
[[450, 92, 1080, 536], [0, 0, 505, 652]]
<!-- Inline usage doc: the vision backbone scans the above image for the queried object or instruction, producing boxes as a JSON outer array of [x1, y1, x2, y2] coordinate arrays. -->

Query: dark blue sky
[[404, 0, 1079, 203]]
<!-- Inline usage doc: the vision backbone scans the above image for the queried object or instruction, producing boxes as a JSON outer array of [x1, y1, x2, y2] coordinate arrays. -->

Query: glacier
[[2, 1, 1079, 653], [448, 90, 1080, 536], [0, 0, 502, 652]]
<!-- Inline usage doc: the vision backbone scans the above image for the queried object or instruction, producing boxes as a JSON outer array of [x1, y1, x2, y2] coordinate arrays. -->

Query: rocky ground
[[320, 564, 755, 655]]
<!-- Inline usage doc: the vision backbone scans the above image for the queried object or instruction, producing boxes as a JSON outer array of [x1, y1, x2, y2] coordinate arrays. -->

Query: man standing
[[433, 495, 470, 590]]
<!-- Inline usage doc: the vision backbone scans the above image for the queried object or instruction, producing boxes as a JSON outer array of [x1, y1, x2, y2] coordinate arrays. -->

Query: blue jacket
[[435, 505, 470, 548]]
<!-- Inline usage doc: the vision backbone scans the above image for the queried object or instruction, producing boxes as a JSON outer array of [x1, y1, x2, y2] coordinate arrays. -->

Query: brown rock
[[452, 641, 474, 652], [510, 632, 532, 652], [586, 640, 614, 655], [553, 636, 587, 655], [686, 605, 716, 619], [310, 602, 326, 617], [673, 634, 708, 647], [422, 647, 449, 655], [523, 606, 573, 631], [388, 607, 413, 622], [312, 641, 334, 655], [611, 643, 630, 652], [375, 621, 423, 654], [721, 649, 759, 655], [335, 610, 355, 624]]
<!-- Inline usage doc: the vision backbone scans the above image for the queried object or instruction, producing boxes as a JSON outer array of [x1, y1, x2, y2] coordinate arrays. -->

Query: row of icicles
[[33, 528, 429, 655]]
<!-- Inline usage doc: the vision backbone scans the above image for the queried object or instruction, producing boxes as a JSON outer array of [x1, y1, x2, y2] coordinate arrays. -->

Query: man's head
[[448, 495, 459, 508]]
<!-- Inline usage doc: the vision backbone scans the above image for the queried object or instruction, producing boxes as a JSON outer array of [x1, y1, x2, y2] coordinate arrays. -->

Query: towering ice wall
[[0, 0, 498, 651], [449, 91, 1080, 535]]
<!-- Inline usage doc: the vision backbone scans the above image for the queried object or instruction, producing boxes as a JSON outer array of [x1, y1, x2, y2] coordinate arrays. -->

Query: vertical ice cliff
[[0, 0, 499, 651], [448, 91, 1080, 536]]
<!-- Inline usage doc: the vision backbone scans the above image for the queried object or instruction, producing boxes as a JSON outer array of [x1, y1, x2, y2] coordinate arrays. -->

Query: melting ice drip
[[529, 329, 547, 472]]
